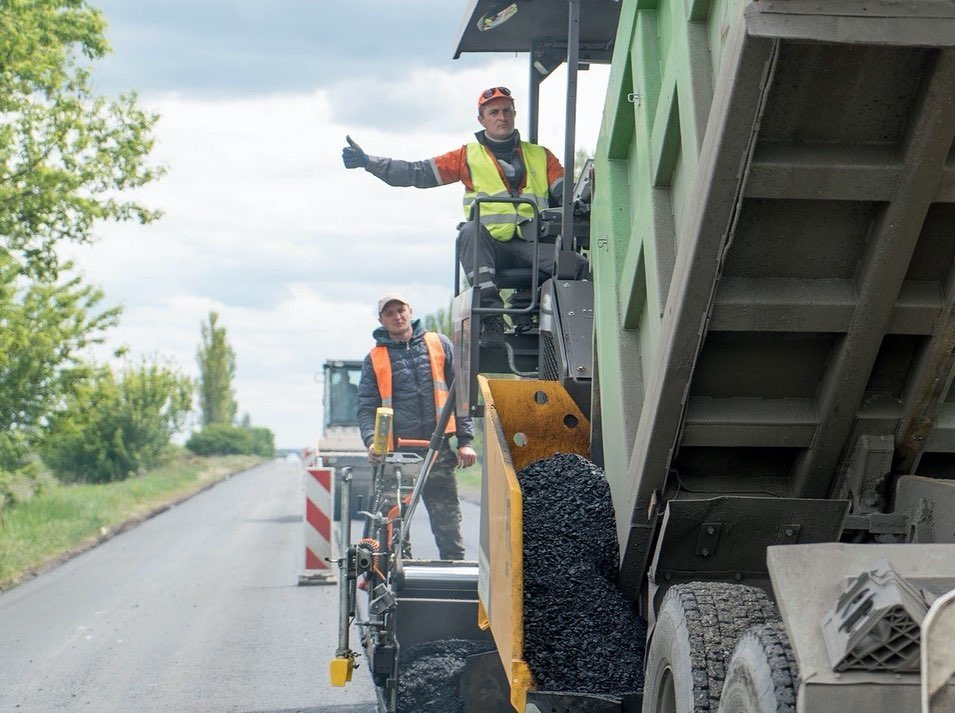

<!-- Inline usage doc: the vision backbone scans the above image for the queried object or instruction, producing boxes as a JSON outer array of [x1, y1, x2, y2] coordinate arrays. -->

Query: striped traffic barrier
[[298, 465, 336, 585], [302, 447, 316, 467]]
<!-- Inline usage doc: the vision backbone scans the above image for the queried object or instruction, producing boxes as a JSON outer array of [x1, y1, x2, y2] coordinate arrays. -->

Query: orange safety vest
[[369, 332, 456, 450]]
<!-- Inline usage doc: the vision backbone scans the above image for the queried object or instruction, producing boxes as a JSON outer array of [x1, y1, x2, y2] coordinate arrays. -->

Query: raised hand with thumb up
[[342, 135, 368, 169]]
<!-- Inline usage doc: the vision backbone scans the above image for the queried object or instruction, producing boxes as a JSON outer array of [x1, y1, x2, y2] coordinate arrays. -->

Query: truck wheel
[[717, 622, 798, 713], [643, 582, 778, 713]]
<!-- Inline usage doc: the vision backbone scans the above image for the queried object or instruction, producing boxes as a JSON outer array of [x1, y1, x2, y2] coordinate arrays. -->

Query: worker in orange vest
[[357, 293, 476, 560]]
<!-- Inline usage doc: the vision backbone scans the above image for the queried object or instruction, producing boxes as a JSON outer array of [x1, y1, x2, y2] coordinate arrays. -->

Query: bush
[[246, 427, 275, 457], [186, 423, 275, 457], [0, 461, 55, 510], [0, 431, 32, 475], [41, 360, 194, 483], [0, 432, 57, 516], [185, 423, 250, 456]]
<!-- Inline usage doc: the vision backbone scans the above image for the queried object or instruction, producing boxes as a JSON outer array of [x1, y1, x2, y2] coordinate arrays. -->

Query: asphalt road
[[0, 458, 481, 713]]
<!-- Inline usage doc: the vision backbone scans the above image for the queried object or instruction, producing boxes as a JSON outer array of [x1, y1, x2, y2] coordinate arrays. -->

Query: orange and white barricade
[[298, 465, 336, 585]]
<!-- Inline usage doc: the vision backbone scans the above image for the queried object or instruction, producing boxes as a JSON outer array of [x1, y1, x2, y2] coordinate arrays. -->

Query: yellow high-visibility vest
[[463, 141, 549, 241]]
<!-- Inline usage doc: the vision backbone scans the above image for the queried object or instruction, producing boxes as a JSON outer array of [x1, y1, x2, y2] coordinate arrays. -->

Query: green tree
[[0, 0, 164, 276], [0, 254, 119, 472], [197, 311, 237, 426], [41, 358, 193, 482]]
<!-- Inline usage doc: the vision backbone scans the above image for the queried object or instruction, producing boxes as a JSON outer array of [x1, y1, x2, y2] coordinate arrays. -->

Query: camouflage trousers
[[420, 445, 465, 560]]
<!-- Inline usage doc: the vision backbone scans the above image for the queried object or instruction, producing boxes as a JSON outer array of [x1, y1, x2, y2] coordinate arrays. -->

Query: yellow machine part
[[478, 376, 590, 712], [372, 406, 393, 455], [329, 656, 355, 687]]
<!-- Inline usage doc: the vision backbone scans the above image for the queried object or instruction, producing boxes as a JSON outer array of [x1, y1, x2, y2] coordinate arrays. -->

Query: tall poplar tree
[[196, 312, 237, 426]]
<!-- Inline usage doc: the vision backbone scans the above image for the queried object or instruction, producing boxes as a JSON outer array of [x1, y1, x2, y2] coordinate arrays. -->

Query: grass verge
[[0, 453, 264, 591]]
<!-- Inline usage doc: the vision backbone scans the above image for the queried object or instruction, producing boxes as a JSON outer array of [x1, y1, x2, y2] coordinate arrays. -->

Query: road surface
[[0, 458, 481, 712]]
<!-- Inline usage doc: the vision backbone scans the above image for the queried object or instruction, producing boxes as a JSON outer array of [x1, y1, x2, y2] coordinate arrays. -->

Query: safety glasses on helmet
[[478, 86, 512, 106]]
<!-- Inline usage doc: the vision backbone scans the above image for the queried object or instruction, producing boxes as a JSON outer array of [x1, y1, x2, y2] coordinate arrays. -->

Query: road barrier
[[299, 465, 336, 585]]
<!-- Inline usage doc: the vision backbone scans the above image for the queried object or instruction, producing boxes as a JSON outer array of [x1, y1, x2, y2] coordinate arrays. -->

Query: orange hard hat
[[478, 86, 513, 108]]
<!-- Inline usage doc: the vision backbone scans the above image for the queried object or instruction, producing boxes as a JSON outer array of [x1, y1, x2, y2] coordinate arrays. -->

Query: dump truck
[[332, 1, 955, 711]]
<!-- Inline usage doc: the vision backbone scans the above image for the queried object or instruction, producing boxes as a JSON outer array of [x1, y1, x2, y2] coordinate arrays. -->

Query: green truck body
[[584, 3, 955, 709], [592, 0, 955, 595]]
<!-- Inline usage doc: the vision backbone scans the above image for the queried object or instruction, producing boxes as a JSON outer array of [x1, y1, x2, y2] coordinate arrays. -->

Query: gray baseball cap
[[377, 293, 410, 314]]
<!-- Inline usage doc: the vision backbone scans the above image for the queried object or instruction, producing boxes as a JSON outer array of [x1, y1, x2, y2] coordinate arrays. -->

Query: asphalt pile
[[517, 452, 646, 696], [396, 638, 495, 713]]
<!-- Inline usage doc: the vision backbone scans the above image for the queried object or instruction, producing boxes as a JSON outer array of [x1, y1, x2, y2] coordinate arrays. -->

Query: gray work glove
[[342, 135, 368, 169]]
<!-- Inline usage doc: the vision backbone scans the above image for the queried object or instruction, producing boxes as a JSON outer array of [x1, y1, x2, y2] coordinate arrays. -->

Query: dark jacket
[[357, 319, 474, 449]]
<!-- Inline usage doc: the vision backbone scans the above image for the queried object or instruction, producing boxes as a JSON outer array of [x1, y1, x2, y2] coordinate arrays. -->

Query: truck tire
[[642, 582, 778, 713], [717, 622, 798, 713]]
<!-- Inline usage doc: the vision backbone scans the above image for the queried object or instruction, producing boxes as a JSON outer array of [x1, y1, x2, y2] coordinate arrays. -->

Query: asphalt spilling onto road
[[396, 639, 495, 713], [517, 452, 646, 696], [395, 453, 645, 711]]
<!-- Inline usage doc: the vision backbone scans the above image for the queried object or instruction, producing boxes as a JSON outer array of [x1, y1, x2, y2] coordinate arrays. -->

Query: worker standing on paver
[[357, 293, 477, 560], [342, 87, 564, 346]]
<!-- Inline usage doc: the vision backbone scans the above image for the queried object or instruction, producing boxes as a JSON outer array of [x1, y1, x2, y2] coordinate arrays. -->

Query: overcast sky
[[66, 0, 610, 448]]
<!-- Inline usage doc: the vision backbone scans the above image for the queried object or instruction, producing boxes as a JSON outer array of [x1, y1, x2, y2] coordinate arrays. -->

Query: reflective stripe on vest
[[369, 333, 456, 449], [463, 141, 550, 242], [423, 332, 456, 435]]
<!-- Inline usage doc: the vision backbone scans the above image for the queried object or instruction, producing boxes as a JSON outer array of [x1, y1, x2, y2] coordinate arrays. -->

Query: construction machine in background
[[333, 1, 955, 711], [316, 359, 371, 521]]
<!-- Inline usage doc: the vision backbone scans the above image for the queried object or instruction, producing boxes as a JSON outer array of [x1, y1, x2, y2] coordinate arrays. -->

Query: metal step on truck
[[331, 1, 955, 711]]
